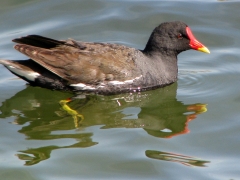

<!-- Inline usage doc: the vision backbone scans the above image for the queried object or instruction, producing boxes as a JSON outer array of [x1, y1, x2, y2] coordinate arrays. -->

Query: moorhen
[[0, 21, 210, 94]]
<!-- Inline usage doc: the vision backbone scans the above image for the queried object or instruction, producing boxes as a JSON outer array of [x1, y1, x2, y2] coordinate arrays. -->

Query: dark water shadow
[[0, 83, 208, 166], [146, 150, 210, 167]]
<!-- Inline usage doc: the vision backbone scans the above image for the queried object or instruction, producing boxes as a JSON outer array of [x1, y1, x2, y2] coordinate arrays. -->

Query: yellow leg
[[59, 98, 84, 128]]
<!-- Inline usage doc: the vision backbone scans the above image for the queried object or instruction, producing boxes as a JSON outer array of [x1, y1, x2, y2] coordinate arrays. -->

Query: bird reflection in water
[[0, 83, 208, 165]]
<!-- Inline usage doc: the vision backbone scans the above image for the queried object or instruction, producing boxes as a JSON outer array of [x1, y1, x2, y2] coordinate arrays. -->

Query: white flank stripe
[[70, 75, 143, 90], [108, 75, 142, 85], [70, 83, 86, 88], [70, 83, 96, 90], [108, 81, 125, 85]]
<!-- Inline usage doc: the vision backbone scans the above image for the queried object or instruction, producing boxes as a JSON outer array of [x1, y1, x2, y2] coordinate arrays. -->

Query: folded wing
[[13, 35, 140, 85]]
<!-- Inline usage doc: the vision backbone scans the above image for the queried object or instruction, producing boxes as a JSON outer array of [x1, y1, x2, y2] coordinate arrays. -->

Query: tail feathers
[[12, 35, 66, 49], [0, 59, 40, 82]]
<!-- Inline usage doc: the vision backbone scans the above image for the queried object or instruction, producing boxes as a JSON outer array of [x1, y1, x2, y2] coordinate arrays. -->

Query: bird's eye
[[177, 33, 183, 39]]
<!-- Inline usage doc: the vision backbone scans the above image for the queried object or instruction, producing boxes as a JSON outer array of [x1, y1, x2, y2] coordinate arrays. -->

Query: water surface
[[0, 1, 240, 180]]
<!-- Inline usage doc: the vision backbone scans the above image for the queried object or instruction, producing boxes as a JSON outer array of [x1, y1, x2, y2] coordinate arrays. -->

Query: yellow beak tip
[[198, 47, 210, 54]]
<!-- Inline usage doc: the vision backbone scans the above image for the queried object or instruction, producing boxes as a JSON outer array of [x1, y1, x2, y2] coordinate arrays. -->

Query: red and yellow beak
[[186, 27, 210, 54]]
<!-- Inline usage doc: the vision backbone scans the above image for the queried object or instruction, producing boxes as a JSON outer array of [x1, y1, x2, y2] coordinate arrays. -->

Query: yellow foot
[[59, 98, 84, 128]]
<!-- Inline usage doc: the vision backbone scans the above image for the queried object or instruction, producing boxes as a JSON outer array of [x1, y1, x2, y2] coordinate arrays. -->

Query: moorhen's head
[[144, 21, 210, 55]]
